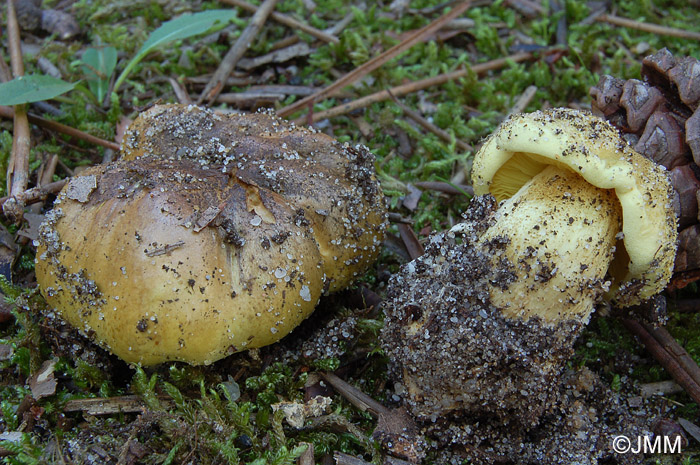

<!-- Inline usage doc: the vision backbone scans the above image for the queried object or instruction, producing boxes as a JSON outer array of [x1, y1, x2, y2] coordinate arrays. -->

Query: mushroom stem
[[477, 165, 622, 323]]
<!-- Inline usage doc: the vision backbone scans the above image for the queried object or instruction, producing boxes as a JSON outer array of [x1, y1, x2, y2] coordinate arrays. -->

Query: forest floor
[[1, 0, 700, 464]]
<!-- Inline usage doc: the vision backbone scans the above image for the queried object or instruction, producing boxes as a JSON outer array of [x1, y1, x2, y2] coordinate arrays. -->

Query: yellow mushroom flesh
[[477, 165, 622, 323], [471, 108, 678, 320], [381, 108, 678, 425]]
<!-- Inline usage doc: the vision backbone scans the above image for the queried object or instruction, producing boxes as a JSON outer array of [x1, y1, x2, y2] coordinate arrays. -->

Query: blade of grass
[[112, 10, 238, 96]]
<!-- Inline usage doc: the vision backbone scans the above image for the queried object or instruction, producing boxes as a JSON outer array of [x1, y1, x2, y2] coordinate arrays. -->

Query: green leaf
[[0, 75, 76, 105], [81, 46, 118, 103], [138, 9, 237, 56], [113, 9, 237, 94]]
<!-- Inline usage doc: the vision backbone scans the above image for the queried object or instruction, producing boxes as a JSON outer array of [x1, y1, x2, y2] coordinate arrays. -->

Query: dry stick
[[388, 90, 473, 152], [198, 0, 279, 104], [298, 51, 533, 124], [319, 372, 388, 417], [278, 1, 472, 118], [168, 77, 192, 105], [334, 452, 373, 465], [220, 0, 339, 44], [0, 106, 120, 151], [549, 0, 567, 46], [0, 55, 11, 82], [5, 0, 30, 220], [63, 395, 172, 415], [639, 380, 683, 398], [622, 319, 700, 406], [28, 154, 59, 217], [505, 84, 538, 118], [504, 0, 545, 16], [644, 323, 700, 389], [0, 180, 68, 209], [5, 0, 24, 92], [597, 14, 700, 40], [414, 181, 473, 196], [38, 154, 59, 187], [673, 298, 700, 313]]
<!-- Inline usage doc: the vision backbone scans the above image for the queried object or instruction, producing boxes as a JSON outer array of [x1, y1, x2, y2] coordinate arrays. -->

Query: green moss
[[2, 0, 700, 462]]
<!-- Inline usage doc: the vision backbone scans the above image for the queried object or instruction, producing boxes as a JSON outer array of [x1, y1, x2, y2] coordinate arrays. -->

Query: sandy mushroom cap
[[35, 105, 386, 365], [472, 108, 678, 306]]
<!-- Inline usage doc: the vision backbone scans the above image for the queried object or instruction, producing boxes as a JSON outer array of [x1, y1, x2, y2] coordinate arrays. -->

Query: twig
[[622, 319, 700, 406], [384, 458, 414, 465], [0, 106, 120, 151], [28, 154, 59, 219], [6, 1, 24, 78], [277, 1, 472, 118], [319, 372, 388, 418], [334, 452, 373, 465], [672, 298, 700, 313], [297, 52, 533, 124], [0, 179, 68, 209], [504, 0, 544, 18], [198, 0, 279, 104], [4, 0, 30, 221], [220, 0, 339, 44], [7, 111, 29, 204], [414, 181, 473, 196], [39, 155, 59, 188], [597, 14, 700, 40], [388, 91, 473, 152], [63, 395, 172, 415], [0, 54, 11, 82], [505, 84, 538, 118], [644, 323, 700, 388], [549, 0, 567, 45], [144, 241, 185, 257], [217, 92, 284, 106], [387, 212, 414, 224], [168, 77, 192, 105], [639, 380, 683, 398], [186, 74, 256, 87]]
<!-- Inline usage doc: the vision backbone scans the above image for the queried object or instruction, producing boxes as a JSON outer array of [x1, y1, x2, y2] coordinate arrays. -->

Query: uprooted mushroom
[[35, 104, 387, 366], [381, 109, 678, 459]]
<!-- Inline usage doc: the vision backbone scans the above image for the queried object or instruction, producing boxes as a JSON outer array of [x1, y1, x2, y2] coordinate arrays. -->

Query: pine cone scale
[[590, 48, 700, 287]]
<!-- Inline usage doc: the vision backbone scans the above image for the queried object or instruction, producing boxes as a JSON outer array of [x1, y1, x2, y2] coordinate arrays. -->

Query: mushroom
[[470, 107, 678, 321], [35, 104, 386, 366], [381, 108, 678, 429]]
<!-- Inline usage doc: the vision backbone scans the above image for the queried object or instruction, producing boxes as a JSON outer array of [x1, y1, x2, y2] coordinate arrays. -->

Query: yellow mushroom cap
[[35, 105, 386, 365], [472, 108, 678, 306]]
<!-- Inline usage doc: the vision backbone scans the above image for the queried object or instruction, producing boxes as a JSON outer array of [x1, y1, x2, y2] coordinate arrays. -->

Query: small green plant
[[79, 45, 118, 104], [0, 9, 238, 107], [0, 75, 76, 106], [111, 9, 238, 96]]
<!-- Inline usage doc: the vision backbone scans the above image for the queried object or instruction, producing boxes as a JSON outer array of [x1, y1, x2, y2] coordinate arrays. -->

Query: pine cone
[[590, 48, 700, 288]]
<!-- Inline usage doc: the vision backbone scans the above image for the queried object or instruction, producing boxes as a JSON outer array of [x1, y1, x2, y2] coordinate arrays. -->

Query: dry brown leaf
[[29, 360, 57, 401]]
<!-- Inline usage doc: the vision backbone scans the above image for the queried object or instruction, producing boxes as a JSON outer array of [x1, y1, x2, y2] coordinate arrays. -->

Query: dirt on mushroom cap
[[35, 104, 387, 365]]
